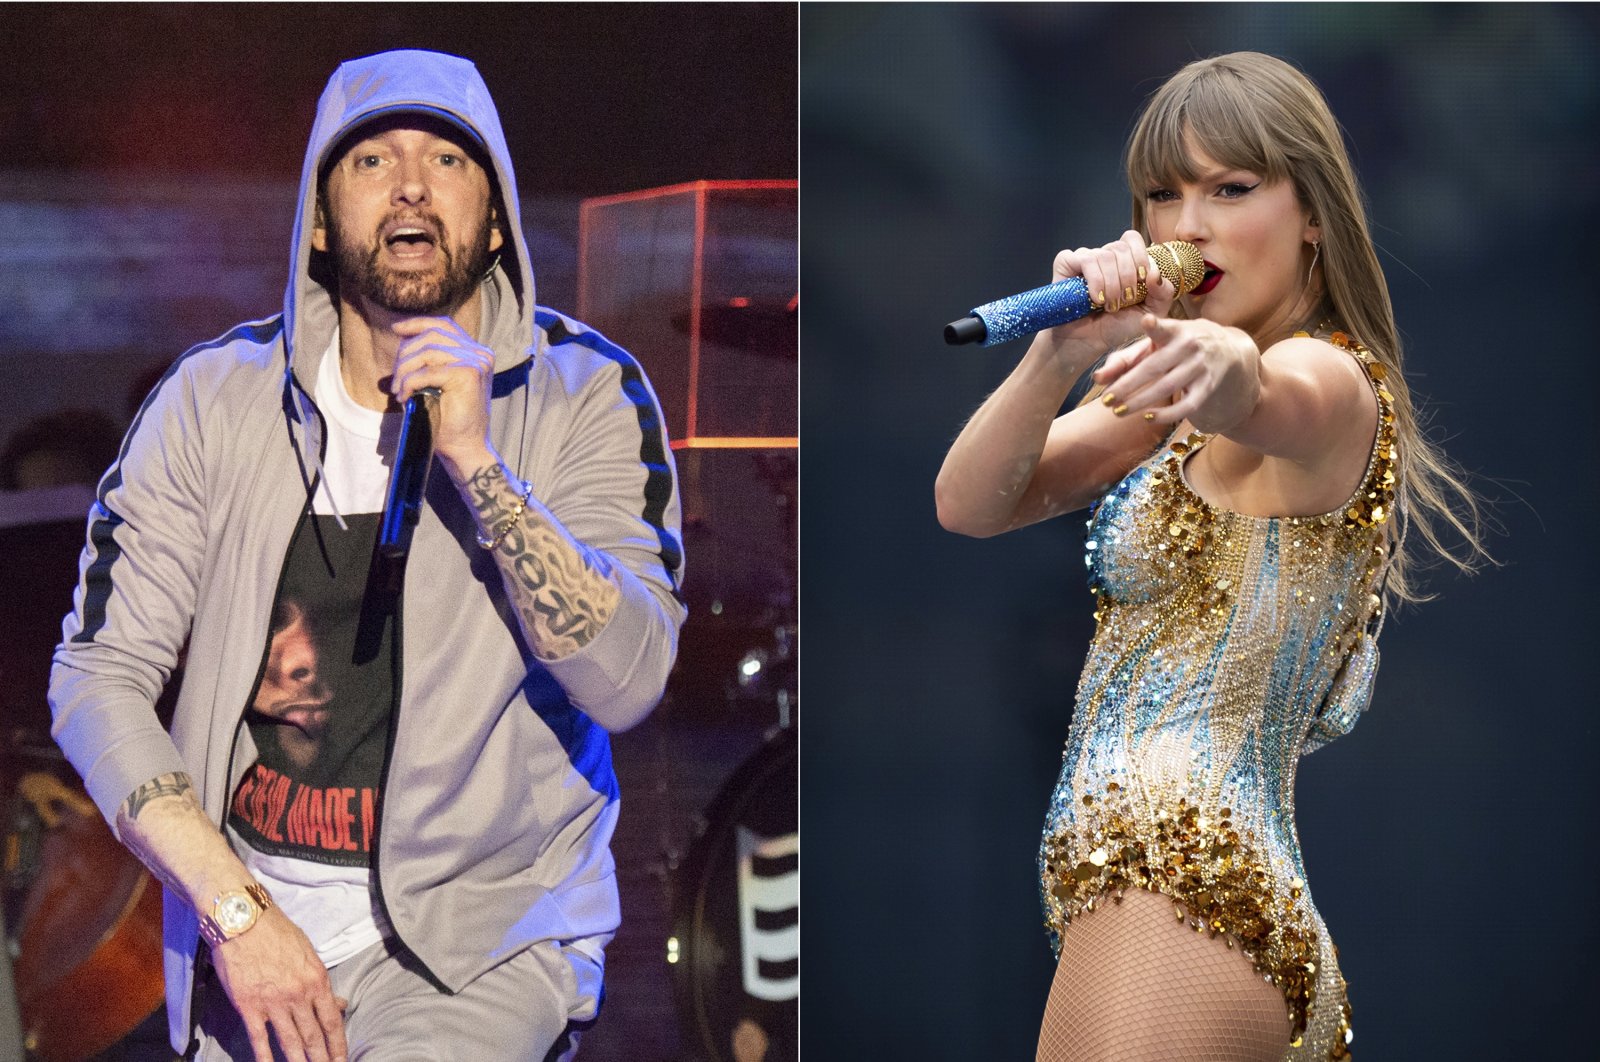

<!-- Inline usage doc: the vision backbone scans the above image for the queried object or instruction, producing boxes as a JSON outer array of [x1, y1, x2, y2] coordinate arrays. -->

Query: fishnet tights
[[1036, 888, 1293, 1062]]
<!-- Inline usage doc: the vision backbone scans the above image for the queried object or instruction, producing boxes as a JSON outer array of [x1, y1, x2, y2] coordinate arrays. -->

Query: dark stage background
[[803, 4, 1599, 1060], [0, 5, 795, 1062]]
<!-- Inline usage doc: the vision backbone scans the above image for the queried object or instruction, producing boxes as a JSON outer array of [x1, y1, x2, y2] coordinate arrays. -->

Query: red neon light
[[670, 437, 799, 451], [687, 183, 706, 439], [577, 179, 798, 442], [581, 179, 797, 210]]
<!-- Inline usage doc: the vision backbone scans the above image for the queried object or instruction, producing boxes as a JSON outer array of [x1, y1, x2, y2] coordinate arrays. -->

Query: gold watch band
[[198, 883, 274, 947]]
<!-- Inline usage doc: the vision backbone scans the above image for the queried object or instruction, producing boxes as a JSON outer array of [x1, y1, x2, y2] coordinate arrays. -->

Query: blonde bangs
[[1127, 65, 1295, 198]]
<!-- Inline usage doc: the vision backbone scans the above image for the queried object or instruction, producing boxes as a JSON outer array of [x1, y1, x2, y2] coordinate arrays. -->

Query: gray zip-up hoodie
[[49, 50, 685, 1051]]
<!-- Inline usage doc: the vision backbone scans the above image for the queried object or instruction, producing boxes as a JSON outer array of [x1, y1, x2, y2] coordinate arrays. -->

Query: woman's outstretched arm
[[935, 233, 1179, 537]]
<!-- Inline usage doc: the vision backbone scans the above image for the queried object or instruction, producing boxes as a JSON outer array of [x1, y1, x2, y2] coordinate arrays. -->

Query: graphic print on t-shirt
[[229, 510, 397, 868]]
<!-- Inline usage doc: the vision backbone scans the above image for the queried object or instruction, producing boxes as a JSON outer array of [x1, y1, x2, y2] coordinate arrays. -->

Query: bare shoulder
[[1196, 333, 1382, 515], [1261, 333, 1373, 390], [1261, 334, 1378, 442]]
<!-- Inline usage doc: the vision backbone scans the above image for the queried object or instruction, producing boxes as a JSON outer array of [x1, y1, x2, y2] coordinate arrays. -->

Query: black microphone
[[378, 386, 440, 560], [944, 240, 1205, 347]]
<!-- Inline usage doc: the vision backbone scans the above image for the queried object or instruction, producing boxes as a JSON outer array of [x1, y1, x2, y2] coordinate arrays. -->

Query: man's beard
[[330, 211, 495, 316]]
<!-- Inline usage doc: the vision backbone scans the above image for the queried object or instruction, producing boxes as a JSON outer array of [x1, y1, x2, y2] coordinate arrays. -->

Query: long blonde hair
[[1125, 51, 1488, 605]]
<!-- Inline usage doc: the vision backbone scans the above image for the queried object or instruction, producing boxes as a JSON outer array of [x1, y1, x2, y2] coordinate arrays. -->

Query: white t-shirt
[[227, 337, 396, 966]]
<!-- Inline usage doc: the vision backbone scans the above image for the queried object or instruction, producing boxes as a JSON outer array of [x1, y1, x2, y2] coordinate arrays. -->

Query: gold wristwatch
[[199, 883, 274, 947]]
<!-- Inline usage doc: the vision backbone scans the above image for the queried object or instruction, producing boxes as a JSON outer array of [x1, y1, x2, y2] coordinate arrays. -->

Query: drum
[[4, 746, 165, 1062], [670, 726, 797, 1062]]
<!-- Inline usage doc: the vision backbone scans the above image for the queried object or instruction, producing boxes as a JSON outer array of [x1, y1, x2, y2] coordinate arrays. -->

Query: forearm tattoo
[[118, 772, 199, 896], [464, 462, 622, 659], [122, 771, 194, 821]]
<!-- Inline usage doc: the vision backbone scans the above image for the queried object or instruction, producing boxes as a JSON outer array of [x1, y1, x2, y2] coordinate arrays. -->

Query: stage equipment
[[0, 490, 167, 1060], [579, 180, 797, 446], [580, 179, 796, 635], [669, 727, 797, 1062], [0, 900, 18, 1062], [579, 180, 797, 1062], [4, 744, 163, 1062]]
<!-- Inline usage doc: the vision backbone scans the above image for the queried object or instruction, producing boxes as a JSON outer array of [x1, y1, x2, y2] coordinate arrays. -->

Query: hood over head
[[285, 49, 540, 384]]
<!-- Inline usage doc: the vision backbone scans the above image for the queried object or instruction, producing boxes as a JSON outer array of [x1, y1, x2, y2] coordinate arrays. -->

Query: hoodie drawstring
[[288, 369, 350, 532]]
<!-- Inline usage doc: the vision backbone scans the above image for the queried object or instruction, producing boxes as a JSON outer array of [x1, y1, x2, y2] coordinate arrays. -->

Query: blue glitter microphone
[[944, 240, 1205, 346]]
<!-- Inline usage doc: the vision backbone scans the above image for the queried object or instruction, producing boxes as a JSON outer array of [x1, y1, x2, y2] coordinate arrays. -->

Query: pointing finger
[[1120, 361, 1203, 421], [1140, 313, 1173, 342], [1093, 336, 1152, 389]]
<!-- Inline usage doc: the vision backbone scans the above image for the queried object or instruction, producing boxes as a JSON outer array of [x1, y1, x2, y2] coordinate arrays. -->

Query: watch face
[[217, 893, 257, 934]]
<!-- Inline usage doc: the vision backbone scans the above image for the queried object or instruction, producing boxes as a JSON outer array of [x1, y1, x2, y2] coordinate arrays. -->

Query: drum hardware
[[1, 901, 21, 1062], [3, 790, 46, 929]]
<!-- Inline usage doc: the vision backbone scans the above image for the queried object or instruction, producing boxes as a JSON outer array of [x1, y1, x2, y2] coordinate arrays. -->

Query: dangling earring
[[1306, 240, 1321, 289]]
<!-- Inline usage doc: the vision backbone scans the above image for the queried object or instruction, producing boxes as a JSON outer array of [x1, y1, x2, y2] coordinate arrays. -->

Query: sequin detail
[[1042, 333, 1392, 1060]]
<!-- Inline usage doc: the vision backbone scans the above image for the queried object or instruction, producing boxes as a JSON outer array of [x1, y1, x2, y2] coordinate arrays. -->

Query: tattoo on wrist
[[464, 463, 620, 655], [123, 772, 194, 821]]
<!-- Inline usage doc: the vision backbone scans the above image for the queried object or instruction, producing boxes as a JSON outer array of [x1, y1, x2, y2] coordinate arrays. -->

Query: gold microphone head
[[1145, 240, 1206, 298]]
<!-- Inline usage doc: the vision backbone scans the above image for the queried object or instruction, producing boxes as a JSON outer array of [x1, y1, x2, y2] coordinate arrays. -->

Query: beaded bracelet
[[477, 478, 535, 550]]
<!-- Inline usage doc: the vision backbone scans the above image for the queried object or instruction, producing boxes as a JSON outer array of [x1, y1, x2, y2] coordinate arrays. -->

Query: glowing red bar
[[670, 437, 799, 451]]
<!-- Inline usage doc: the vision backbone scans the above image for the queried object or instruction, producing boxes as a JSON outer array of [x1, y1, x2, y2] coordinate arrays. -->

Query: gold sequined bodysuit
[[1039, 333, 1395, 1060]]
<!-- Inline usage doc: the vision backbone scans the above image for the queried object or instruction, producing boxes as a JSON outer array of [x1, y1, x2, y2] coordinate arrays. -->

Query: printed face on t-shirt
[[254, 600, 333, 769], [232, 508, 394, 867]]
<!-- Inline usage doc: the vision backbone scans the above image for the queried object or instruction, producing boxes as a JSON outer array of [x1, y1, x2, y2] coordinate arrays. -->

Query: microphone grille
[[1150, 241, 1206, 296]]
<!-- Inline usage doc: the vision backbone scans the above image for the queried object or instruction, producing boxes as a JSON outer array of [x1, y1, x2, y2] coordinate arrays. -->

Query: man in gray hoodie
[[49, 50, 685, 1061]]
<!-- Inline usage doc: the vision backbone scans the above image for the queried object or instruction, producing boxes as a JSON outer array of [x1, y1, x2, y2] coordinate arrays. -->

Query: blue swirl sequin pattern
[[1039, 337, 1396, 1060]]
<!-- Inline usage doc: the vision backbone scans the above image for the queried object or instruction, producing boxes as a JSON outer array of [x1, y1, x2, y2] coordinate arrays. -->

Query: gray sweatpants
[[191, 938, 597, 1061]]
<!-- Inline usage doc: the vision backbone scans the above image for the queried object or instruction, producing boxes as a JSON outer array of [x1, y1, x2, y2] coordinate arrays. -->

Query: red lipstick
[[1193, 260, 1223, 295]]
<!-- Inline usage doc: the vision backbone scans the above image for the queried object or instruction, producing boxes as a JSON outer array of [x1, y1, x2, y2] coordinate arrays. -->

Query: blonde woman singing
[[936, 52, 1484, 1062]]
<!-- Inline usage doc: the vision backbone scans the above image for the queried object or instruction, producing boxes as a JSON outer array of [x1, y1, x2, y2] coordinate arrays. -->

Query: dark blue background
[[802, 4, 1600, 1058]]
